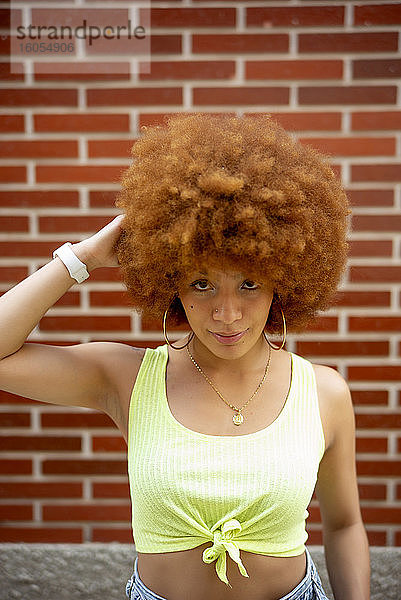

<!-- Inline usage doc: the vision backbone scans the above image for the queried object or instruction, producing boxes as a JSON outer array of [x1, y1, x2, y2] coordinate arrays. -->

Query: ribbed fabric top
[[127, 344, 325, 588]]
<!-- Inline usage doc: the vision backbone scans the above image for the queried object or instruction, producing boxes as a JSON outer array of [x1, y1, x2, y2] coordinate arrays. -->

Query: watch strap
[[53, 242, 90, 284]]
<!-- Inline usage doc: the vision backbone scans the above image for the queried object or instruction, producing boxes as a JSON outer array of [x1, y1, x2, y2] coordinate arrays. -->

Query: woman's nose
[[212, 298, 242, 324]]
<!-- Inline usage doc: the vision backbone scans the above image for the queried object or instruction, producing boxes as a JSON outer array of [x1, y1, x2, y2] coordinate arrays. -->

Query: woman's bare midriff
[[136, 545, 307, 600]]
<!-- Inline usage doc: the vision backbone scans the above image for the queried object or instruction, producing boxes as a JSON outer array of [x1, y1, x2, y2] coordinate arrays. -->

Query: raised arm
[[0, 215, 139, 420]]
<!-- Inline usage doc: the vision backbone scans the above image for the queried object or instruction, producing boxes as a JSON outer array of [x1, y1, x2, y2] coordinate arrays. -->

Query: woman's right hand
[[72, 214, 126, 271]]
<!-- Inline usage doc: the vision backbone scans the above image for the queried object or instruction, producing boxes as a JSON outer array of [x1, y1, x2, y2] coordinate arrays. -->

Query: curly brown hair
[[115, 112, 351, 334]]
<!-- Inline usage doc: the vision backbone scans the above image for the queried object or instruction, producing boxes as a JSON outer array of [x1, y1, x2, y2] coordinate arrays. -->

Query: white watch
[[53, 242, 90, 284]]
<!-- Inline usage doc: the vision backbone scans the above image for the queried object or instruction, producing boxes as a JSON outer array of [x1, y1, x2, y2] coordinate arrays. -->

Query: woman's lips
[[210, 330, 247, 344]]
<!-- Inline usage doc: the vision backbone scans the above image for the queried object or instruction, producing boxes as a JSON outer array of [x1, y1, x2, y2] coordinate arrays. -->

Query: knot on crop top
[[202, 518, 249, 587]]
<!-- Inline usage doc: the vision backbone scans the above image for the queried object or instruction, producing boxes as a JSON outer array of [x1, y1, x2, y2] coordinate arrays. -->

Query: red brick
[[352, 389, 389, 406], [0, 412, 30, 427], [246, 60, 342, 80], [265, 112, 342, 132], [247, 6, 344, 27], [92, 436, 126, 452], [0, 435, 81, 451], [87, 87, 182, 107], [0, 140, 78, 158], [366, 530, 387, 545], [0, 190, 79, 207], [352, 215, 401, 232], [357, 460, 401, 476], [358, 484, 387, 500], [346, 189, 394, 207], [39, 215, 112, 234], [301, 136, 395, 157], [0, 34, 10, 54], [0, 482, 82, 499], [1, 7, 21, 27], [362, 507, 401, 524], [89, 291, 130, 307], [43, 504, 130, 521], [0, 527, 82, 543], [0, 505, 33, 521], [89, 190, 118, 208], [192, 34, 288, 54], [86, 35, 181, 56], [0, 166, 26, 182], [356, 437, 387, 453], [0, 459, 32, 474], [39, 315, 130, 332], [36, 165, 126, 184], [88, 139, 133, 158], [297, 340, 388, 357], [140, 60, 235, 81], [354, 4, 401, 25], [357, 414, 401, 430], [42, 459, 126, 475], [299, 86, 396, 105], [34, 113, 130, 133], [299, 32, 398, 53], [350, 367, 401, 382], [0, 240, 71, 258], [351, 164, 401, 182], [352, 111, 401, 131], [0, 266, 28, 283], [92, 528, 133, 543], [41, 412, 114, 428], [86, 267, 123, 283], [353, 59, 401, 79], [350, 240, 392, 257], [304, 316, 338, 333], [142, 314, 189, 332], [92, 482, 129, 499], [350, 265, 401, 283], [0, 114, 24, 132], [34, 62, 130, 81], [193, 87, 289, 106], [53, 291, 80, 307], [0, 216, 29, 233], [0, 390, 36, 405], [305, 529, 322, 545], [332, 290, 391, 308], [349, 316, 401, 333], [0, 62, 24, 82], [31, 8, 129, 27], [0, 88, 77, 106], [148, 7, 234, 27]]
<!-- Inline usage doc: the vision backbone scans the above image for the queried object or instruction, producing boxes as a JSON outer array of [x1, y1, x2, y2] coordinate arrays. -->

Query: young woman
[[0, 113, 370, 600]]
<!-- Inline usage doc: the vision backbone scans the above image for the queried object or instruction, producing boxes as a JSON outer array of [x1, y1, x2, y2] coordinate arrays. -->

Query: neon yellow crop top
[[127, 344, 325, 588]]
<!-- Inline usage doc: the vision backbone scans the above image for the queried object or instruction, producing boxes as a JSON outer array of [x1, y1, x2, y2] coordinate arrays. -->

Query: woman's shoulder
[[307, 358, 354, 451]]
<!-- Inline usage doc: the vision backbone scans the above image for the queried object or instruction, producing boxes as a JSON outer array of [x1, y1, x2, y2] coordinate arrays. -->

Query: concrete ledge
[[0, 544, 400, 600]]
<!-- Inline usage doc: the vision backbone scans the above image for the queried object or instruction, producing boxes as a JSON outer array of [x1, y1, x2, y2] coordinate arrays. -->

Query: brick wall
[[0, 1, 400, 547]]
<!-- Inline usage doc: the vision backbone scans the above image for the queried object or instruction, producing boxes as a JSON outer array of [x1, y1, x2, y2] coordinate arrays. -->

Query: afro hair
[[115, 112, 351, 334]]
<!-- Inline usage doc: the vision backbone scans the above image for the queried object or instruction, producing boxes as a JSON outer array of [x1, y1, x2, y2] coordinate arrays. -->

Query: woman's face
[[178, 266, 274, 359]]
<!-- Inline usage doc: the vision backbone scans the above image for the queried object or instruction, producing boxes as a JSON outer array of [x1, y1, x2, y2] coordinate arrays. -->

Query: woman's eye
[[242, 280, 258, 290], [191, 280, 211, 291]]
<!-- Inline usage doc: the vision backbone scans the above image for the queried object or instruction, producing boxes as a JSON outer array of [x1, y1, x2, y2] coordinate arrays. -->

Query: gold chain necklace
[[186, 343, 271, 426]]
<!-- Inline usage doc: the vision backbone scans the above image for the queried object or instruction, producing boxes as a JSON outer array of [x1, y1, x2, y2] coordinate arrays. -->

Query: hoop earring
[[263, 304, 287, 351], [162, 297, 194, 350]]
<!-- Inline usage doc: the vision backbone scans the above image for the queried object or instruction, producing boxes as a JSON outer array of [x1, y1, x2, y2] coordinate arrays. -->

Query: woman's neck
[[189, 333, 272, 379]]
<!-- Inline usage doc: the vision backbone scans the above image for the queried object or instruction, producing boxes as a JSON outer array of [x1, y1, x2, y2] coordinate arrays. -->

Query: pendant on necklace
[[233, 412, 244, 426]]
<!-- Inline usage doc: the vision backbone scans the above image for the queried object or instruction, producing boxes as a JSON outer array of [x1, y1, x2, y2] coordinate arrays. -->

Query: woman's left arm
[[313, 365, 370, 600]]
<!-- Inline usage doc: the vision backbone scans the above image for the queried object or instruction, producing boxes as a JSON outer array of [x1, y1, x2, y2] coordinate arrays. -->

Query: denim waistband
[[126, 547, 328, 600]]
